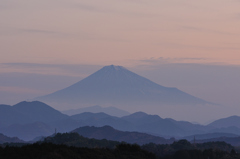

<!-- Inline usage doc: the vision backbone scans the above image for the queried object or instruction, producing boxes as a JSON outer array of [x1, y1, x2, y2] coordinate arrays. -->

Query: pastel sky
[[1, 0, 240, 65], [1, 0, 240, 122]]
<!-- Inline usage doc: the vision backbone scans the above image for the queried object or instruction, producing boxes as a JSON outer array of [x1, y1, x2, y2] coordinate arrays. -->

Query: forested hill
[[43, 132, 120, 149], [0, 143, 155, 159], [1, 133, 239, 159]]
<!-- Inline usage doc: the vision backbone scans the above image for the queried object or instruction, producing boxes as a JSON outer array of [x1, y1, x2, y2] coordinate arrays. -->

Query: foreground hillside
[[0, 143, 155, 159], [1, 133, 238, 159], [1, 142, 238, 159]]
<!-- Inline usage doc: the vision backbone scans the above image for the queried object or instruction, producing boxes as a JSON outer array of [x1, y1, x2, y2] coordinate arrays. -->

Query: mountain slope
[[36, 65, 209, 113], [0, 101, 69, 126], [12, 101, 69, 123]]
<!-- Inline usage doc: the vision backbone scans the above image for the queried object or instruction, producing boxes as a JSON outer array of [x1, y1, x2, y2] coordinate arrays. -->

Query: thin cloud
[[70, 3, 111, 13], [235, 13, 240, 19], [136, 57, 240, 69], [0, 63, 102, 77], [20, 29, 59, 35], [0, 25, 129, 42], [138, 57, 211, 65], [181, 26, 239, 36], [153, 40, 240, 51], [0, 86, 45, 94], [68, 1, 158, 18], [0, 25, 72, 38]]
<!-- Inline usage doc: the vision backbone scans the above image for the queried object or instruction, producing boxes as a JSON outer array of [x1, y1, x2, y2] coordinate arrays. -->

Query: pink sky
[[0, 0, 240, 66], [1, 0, 240, 122]]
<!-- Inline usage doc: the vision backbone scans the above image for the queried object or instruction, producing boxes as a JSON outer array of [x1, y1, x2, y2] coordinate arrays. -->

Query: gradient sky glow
[[1, 0, 240, 122], [1, 0, 240, 65]]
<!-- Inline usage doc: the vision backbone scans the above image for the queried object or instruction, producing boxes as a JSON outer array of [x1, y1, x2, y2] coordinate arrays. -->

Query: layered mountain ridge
[[0, 101, 240, 142]]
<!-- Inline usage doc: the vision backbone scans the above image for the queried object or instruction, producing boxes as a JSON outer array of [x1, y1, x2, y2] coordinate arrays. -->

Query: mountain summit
[[36, 65, 210, 116]]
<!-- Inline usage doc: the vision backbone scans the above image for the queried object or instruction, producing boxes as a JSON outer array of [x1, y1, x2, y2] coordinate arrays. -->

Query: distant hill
[[62, 105, 130, 117], [0, 101, 68, 126], [71, 126, 174, 145], [121, 112, 210, 137], [70, 112, 132, 131], [0, 101, 72, 140], [195, 136, 240, 146], [43, 132, 120, 149], [182, 132, 239, 141], [0, 133, 24, 144], [69, 111, 217, 137], [70, 112, 240, 138], [208, 116, 240, 128], [70, 112, 186, 137], [36, 65, 210, 117], [71, 112, 113, 121]]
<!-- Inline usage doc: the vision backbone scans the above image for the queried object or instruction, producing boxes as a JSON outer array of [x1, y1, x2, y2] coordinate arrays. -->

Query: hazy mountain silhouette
[[70, 112, 240, 138], [182, 132, 239, 141], [208, 116, 240, 128], [69, 111, 211, 137], [0, 101, 72, 140], [208, 126, 240, 135], [62, 105, 130, 117], [195, 136, 240, 146], [36, 65, 210, 113], [121, 112, 209, 137], [1, 101, 239, 142], [71, 126, 174, 145], [0, 101, 68, 126], [12, 101, 69, 123]]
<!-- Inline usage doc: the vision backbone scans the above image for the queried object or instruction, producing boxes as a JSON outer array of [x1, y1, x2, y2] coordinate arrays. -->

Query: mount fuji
[[36, 65, 213, 120]]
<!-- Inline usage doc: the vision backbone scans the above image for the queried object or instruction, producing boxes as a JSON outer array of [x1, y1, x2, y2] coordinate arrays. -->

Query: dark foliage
[[1, 133, 239, 159], [142, 139, 235, 157], [0, 142, 156, 159], [160, 149, 239, 159]]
